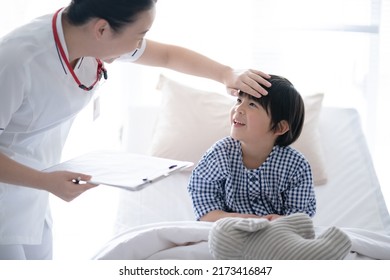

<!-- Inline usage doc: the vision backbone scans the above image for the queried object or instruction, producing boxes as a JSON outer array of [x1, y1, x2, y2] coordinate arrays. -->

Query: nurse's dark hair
[[66, 0, 157, 32], [239, 75, 305, 146]]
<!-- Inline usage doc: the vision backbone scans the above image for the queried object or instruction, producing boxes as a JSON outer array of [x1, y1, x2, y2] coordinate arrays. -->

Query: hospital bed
[[49, 75, 390, 260]]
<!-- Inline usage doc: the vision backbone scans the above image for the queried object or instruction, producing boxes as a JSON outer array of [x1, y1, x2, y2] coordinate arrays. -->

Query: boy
[[188, 75, 316, 222]]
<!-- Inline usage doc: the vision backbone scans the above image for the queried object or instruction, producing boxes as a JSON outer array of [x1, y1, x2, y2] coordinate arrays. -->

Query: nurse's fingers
[[227, 69, 271, 98], [44, 171, 97, 202], [70, 173, 98, 186]]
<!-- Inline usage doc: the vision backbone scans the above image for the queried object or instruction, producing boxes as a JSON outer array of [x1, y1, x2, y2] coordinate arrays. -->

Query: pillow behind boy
[[149, 74, 327, 185]]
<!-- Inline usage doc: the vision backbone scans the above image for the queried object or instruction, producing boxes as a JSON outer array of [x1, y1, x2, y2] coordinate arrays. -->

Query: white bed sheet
[[93, 221, 390, 260], [313, 108, 390, 233]]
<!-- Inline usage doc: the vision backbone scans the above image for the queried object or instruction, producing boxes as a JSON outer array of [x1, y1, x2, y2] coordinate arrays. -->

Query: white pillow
[[149, 74, 327, 186], [291, 93, 327, 185]]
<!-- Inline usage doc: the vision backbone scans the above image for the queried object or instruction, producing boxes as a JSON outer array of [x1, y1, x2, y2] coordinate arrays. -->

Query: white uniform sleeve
[[118, 38, 147, 62]]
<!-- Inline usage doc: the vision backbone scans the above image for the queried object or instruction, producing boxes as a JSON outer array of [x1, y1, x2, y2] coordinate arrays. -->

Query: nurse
[[0, 0, 270, 259]]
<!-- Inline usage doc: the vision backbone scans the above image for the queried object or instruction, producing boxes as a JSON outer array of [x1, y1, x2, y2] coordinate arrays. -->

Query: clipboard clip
[[142, 164, 178, 183]]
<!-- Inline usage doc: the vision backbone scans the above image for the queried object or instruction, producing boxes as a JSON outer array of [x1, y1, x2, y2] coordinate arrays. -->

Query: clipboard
[[85, 162, 192, 191], [44, 151, 194, 191]]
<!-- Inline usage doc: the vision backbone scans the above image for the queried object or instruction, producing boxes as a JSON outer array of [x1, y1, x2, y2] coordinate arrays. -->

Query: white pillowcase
[[291, 93, 327, 185], [149, 74, 327, 186]]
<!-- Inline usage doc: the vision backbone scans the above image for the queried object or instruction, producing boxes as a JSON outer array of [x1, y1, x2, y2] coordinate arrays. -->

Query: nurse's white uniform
[[0, 8, 144, 257]]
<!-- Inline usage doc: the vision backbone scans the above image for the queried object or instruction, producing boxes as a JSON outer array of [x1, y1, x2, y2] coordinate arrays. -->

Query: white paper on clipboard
[[44, 151, 193, 191]]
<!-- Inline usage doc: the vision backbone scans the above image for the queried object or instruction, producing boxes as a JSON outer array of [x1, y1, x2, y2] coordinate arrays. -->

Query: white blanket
[[93, 221, 390, 260]]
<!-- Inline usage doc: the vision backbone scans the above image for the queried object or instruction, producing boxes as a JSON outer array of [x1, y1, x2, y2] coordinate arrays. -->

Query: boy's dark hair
[[66, 0, 157, 33], [240, 75, 305, 146]]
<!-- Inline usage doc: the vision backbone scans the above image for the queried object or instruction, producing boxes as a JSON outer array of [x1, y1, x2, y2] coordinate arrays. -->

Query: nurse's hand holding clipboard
[[42, 171, 98, 202], [0, 153, 97, 202]]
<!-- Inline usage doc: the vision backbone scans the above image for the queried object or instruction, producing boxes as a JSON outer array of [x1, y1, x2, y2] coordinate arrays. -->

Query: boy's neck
[[241, 143, 274, 169]]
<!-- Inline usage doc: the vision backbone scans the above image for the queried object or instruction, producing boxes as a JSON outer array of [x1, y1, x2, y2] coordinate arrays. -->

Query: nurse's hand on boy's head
[[42, 171, 98, 202], [226, 69, 271, 98]]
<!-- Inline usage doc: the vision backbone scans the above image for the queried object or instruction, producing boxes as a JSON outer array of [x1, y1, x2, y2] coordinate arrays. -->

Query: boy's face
[[230, 94, 277, 146]]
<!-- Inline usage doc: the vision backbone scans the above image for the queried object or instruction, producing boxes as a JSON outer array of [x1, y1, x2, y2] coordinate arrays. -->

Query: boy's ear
[[275, 120, 289, 136]]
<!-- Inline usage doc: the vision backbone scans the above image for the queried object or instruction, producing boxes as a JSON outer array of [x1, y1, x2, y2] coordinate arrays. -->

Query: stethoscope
[[52, 8, 107, 91]]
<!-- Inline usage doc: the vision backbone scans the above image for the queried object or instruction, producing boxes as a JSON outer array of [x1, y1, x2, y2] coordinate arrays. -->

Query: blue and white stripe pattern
[[188, 137, 316, 220], [209, 213, 351, 260]]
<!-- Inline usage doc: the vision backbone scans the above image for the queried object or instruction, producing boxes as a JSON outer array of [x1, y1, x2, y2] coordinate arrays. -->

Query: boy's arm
[[188, 163, 228, 221], [283, 160, 316, 217]]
